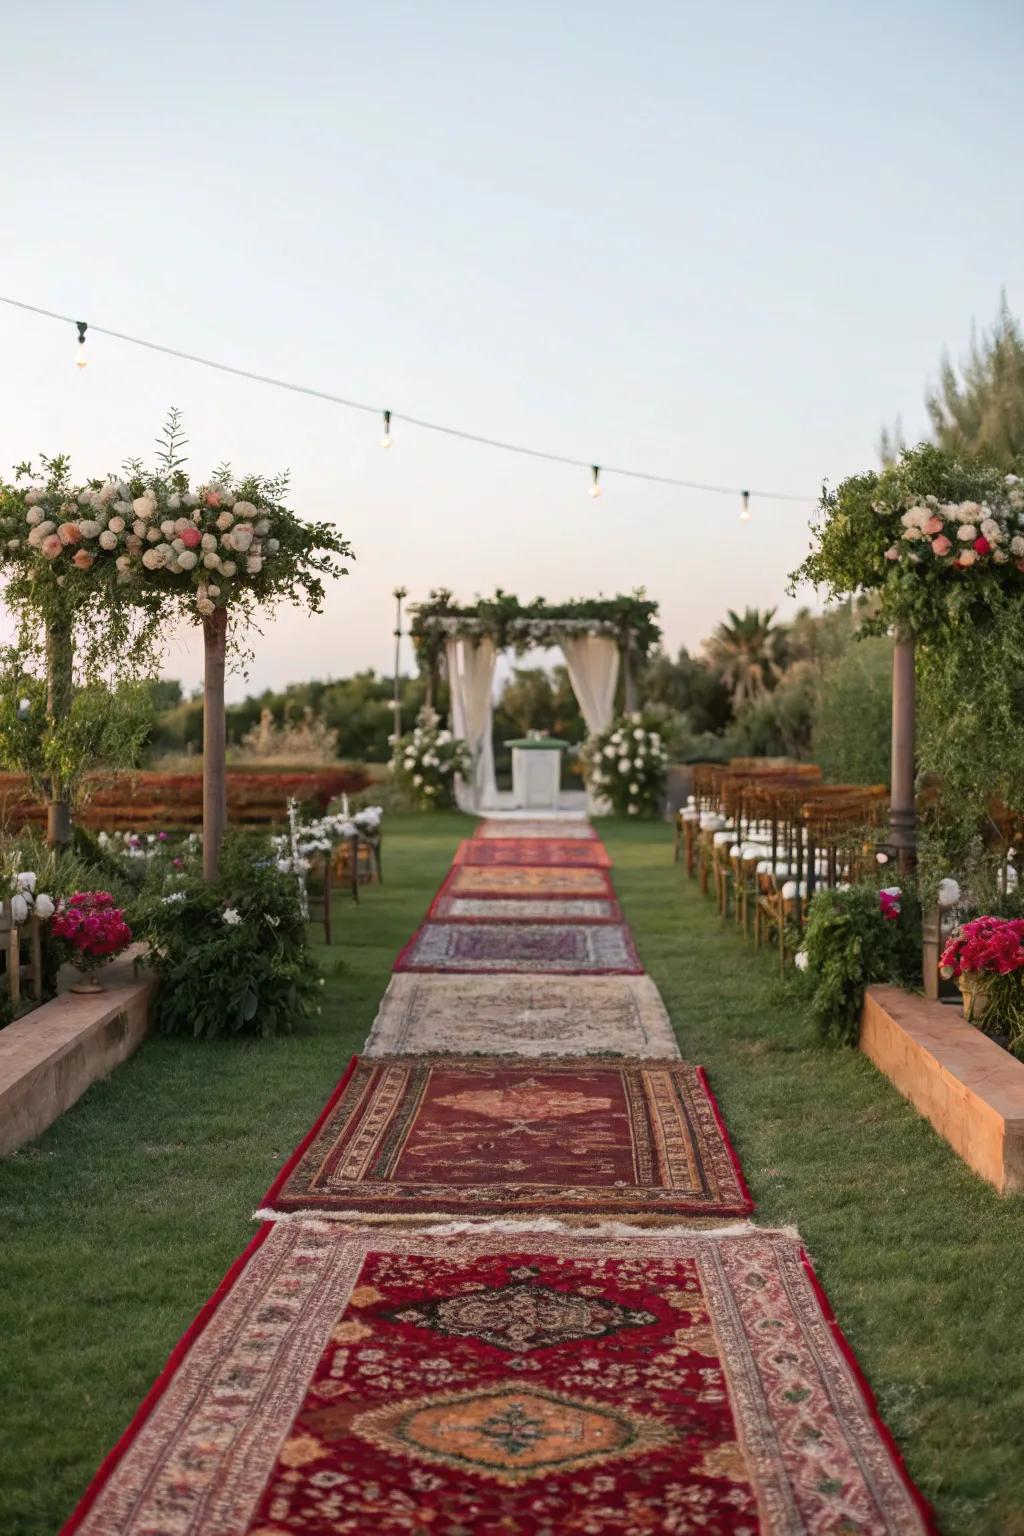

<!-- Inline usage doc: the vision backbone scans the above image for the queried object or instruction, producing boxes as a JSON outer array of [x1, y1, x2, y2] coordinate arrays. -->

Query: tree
[[642, 647, 733, 735], [925, 294, 1024, 468], [704, 607, 787, 709]]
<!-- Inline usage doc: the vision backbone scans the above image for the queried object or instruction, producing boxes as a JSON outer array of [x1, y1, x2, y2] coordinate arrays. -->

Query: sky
[[3, 0, 1023, 700]]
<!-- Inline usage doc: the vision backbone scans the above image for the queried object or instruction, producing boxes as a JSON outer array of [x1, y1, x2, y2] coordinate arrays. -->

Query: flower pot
[[958, 975, 991, 1025], [70, 969, 105, 995]]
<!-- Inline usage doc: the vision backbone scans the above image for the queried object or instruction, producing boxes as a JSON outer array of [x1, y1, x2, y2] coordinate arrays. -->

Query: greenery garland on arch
[[409, 588, 661, 703], [0, 412, 353, 872]]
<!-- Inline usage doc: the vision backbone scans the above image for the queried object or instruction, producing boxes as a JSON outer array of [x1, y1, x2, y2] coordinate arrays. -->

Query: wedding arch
[[409, 590, 661, 811]]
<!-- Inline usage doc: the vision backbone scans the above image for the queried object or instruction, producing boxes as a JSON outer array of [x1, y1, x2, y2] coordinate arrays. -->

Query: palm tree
[[704, 607, 787, 709]]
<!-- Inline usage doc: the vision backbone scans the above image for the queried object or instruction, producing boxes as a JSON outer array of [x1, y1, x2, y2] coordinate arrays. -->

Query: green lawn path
[[0, 813, 1021, 1535]]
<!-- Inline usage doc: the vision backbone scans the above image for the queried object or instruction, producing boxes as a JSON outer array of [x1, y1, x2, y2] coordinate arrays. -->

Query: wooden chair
[[0, 910, 43, 1007]]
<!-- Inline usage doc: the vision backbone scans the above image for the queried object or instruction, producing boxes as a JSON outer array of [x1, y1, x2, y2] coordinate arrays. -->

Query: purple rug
[[395, 920, 643, 974]]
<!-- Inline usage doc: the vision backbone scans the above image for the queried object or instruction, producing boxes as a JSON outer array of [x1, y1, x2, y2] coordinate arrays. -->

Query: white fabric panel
[[560, 635, 620, 736], [446, 636, 498, 811]]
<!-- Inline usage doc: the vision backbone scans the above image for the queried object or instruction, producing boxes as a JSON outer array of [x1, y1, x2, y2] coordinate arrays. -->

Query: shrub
[[798, 883, 921, 1045], [136, 838, 322, 1039], [584, 716, 668, 816], [394, 709, 471, 809]]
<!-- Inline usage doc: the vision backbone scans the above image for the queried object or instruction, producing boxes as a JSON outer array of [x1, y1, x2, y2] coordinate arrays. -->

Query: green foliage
[[0, 657, 154, 805], [409, 588, 662, 672], [641, 646, 732, 734], [812, 635, 892, 784], [703, 606, 787, 707], [926, 294, 1024, 467], [800, 884, 921, 1045], [136, 838, 322, 1039]]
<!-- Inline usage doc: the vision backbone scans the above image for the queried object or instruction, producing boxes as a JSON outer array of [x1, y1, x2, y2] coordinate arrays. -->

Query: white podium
[[509, 735, 567, 810]]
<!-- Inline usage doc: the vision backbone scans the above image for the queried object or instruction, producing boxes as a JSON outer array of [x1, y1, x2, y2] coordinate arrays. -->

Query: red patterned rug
[[442, 864, 617, 898], [395, 920, 642, 974], [260, 1056, 752, 1219], [454, 839, 612, 868], [64, 1223, 935, 1536], [428, 893, 623, 922]]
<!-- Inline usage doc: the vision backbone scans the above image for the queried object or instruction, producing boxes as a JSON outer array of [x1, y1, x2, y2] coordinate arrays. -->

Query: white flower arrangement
[[5, 870, 55, 925], [880, 480, 1024, 574], [583, 716, 668, 816], [395, 708, 471, 809]]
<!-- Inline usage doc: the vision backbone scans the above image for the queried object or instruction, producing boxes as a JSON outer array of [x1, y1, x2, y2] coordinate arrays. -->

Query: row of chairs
[[306, 834, 383, 943], [677, 761, 889, 968]]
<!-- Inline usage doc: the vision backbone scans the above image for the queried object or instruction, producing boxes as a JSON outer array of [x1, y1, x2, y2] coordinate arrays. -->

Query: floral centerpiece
[[51, 891, 133, 993], [395, 709, 471, 809], [940, 916, 1024, 1051], [583, 716, 668, 817]]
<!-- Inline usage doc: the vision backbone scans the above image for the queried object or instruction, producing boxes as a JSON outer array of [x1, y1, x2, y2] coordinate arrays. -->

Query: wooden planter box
[[0, 949, 155, 1155], [860, 984, 1024, 1192]]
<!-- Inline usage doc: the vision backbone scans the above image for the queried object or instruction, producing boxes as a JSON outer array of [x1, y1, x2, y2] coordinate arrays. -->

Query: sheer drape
[[561, 635, 620, 813], [446, 636, 498, 811]]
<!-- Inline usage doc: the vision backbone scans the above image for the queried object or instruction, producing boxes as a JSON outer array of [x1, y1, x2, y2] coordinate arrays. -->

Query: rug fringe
[[253, 1207, 784, 1239]]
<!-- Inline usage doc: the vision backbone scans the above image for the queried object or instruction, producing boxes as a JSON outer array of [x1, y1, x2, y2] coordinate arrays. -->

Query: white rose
[[16, 872, 36, 892], [201, 533, 217, 551], [254, 518, 270, 536], [145, 526, 162, 543], [34, 893, 55, 919], [266, 538, 280, 553], [10, 893, 29, 924], [174, 517, 193, 534], [24, 487, 45, 506], [937, 877, 961, 908], [108, 516, 126, 534], [196, 596, 215, 615], [167, 493, 181, 510], [185, 492, 199, 507], [246, 554, 262, 574], [221, 560, 237, 576], [228, 525, 254, 553], [233, 501, 257, 518], [7, 539, 19, 551], [98, 530, 118, 550], [203, 552, 221, 569], [26, 508, 43, 526], [141, 547, 166, 570], [177, 551, 198, 570], [78, 519, 101, 539], [132, 496, 156, 519], [216, 510, 234, 531], [208, 583, 220, 596], [618, 760, 631, 775], [957, 524, 977, 542], [794, 949, 809, 971], [160, 519, 177, 538], [115, 554, 132, 571], [222, 907, 242, 926]]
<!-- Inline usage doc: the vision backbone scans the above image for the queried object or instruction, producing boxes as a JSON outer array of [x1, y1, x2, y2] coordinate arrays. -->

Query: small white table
[[508, 735, 567, 811]]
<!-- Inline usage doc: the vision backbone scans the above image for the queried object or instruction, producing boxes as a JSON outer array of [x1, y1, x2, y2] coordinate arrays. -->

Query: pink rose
[[205, 490, 221, 508], [924, 515, 945, 535], [958, 548, 978, 567], [884, 545, 899, 561], [974, 536, 991, 555], [57, 522, 83, 545], [931, 535, 952, 556], [72, 549, 94, 569], [179, 527, 202, 549], [41, 534, 63, 559]]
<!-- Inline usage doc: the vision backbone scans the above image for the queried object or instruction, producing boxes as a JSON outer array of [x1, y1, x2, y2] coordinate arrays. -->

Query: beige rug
[[364, 973, 681, 1058]]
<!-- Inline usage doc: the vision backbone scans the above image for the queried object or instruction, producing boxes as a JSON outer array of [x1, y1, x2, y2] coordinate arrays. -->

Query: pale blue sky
[[3, 0, 1022, 698]]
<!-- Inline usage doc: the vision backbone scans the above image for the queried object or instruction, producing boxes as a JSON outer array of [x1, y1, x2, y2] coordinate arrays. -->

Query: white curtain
[[561, 635, 620, 814], [446, 636, 498, 812]]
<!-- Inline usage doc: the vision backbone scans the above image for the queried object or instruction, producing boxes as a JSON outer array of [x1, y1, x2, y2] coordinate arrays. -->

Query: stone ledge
[[0, 950, 155, 1156], [860, 984, 1024, 1193]]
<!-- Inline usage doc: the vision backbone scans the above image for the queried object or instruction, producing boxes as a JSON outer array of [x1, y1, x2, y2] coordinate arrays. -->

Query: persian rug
[[395, 920, 642, 975], [364, 973, 681, 1058], [429, 893, 622, 922], [454, 839, 612, 868], [64, 1223, 935, 1536], [443, 864, 616, 898], [260, 1056, 752, 1219], [473, 818, 598, 840]]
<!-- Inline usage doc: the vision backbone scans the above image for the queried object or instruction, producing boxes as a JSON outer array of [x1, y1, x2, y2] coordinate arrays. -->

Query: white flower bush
[[394, 708, 471, 809], [583, 714, 668, 816], [5, 869, 55, 926]]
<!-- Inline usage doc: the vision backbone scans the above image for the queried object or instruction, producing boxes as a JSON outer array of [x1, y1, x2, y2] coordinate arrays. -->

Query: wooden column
[[202, 606, 229, 883], [889, 629, 916, 875], [45, 616, 73, 848]]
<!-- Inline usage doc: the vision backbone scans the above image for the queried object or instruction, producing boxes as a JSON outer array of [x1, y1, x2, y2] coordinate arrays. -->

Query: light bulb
[[381, 408, 392, 448], [739, 490, 751, 521], [75, 320, 88, 369], [589, 465, 602, 498]]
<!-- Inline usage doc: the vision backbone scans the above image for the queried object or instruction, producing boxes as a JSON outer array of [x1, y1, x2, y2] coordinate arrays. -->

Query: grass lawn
[[1, 812, 1022, 1533]]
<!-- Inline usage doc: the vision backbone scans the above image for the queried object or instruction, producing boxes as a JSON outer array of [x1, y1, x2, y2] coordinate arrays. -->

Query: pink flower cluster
[[940, 915, 1024, 979], [878, 887, 901, 921], [51, 891, 133, 962], [881, 480, 1024, 575]]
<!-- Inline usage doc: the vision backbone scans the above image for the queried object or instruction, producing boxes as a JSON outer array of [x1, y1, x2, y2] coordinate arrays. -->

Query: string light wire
[[0, 293, 813, 504]]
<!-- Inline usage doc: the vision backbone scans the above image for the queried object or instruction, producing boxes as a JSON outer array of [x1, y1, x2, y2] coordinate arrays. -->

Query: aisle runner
[[64, 817, 935, 1536]]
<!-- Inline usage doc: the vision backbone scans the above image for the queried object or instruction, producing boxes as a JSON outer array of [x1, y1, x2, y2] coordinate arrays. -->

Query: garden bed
[[860, 984, 1024, 1192], [0, 948, 155, 1155]]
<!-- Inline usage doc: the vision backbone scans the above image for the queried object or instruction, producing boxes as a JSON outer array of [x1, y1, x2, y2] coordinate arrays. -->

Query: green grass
[[2, 812, 1023, 1534]]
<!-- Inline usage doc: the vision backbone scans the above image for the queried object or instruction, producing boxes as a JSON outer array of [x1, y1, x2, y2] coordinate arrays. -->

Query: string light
[[740, 489, 751, 521], [589, 465, 602, 499], [0, 294, 815, 507], [75, 320, 88, 370]]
